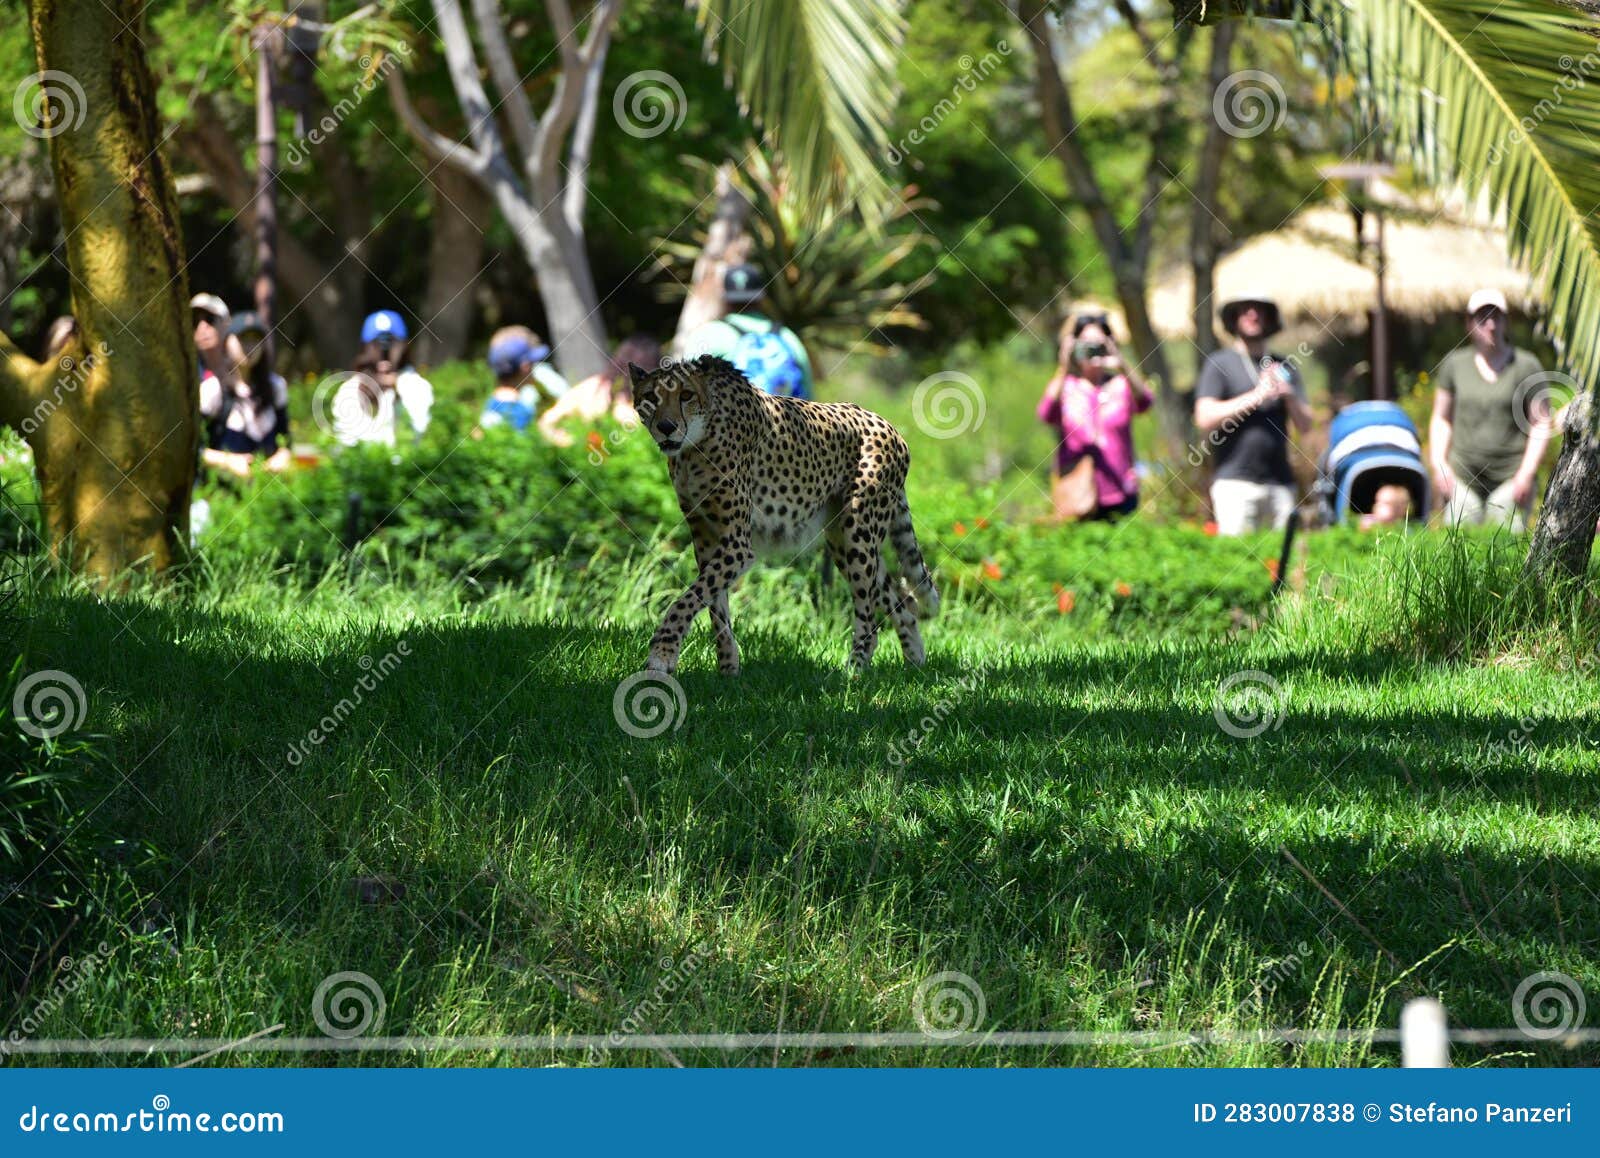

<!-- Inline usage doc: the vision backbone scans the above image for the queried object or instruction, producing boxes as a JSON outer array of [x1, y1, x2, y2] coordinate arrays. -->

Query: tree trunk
[[178, 95, 362, 368], [1191, 22, 1237, 362], [413, 164, 491, 365], [674, 163, 751, 347], [0, 0, 196, 578], [1526, 395, 1600, 581]]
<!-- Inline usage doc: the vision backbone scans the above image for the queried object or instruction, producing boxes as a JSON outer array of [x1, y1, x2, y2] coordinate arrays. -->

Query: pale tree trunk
[[0, 0, 196, 578], [1526, 395, 1600, 581], [388, 0, 620, 382], [1191, 22, 1238, 362], [413, 164, 491, 365], [673, 163, 752, 347], [1020, 0, 1194, 457]]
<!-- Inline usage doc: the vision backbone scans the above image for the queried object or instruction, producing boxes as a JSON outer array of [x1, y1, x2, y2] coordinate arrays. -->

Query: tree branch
[[1110, 0, 1161, 60], [563, 12, 615, 239], [0, 331, 45, 433], [385, 67, 490, 177], [532, 0, 623, 210], [1133, 24, 1195, 273], [471, 0, 539, 165]]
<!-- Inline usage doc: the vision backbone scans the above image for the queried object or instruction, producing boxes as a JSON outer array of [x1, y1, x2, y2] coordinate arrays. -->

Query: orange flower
[[1203, 520, 1219, 536], [1114, 581, 1133, 598], [975, 517, 990, 529], [982, 559, 1003, 581], [1264, 558, 1280, 581], [1057, 589, 1076, 614], [586, 431, 606, 453], [953, 521, 968, 536]]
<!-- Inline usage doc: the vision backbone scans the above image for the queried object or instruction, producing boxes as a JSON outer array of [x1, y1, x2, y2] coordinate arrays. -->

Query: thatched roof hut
[[1151, 193, 1538, 340]]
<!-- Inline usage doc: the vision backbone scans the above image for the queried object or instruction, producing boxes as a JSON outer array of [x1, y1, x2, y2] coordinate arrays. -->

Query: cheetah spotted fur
[[628, 356, 939, 674]]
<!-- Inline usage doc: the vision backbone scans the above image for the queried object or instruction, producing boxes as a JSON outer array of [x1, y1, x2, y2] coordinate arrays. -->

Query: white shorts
[[1443, 477, 1528, 532], [1210, 478, 1296, 536]]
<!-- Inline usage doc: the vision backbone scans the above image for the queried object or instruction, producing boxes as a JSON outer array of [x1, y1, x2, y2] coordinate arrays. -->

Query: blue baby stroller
[[1318, 401, 1430, 525]]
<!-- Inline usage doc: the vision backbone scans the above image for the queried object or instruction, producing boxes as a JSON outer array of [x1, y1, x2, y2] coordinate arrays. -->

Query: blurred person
[[40, 315, 78, 362], [538, 333, 659, 447], [477, 327, 568, 435], [199, 311, 291, 478], [1358, 484, 1414, 531], [333, 310, 434, 446], [1193, 293, 1314, 535], [680, 264, 812, 399], [1036, 310, 1153, 521], [191, 292, 246, 389], [1429, 288, 1553, 531]]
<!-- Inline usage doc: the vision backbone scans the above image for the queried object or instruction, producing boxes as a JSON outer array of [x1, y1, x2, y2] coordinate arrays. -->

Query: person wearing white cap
[[1193, 293, 1314, 535], [1428, 288, 1553, 530], [191, 292, 246, 392]]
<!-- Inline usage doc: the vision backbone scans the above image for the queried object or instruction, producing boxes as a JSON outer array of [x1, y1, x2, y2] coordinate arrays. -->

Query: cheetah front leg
[[827, 508, 884, 674], [648, 519, 753, 676], [690, 518, 742, 674]]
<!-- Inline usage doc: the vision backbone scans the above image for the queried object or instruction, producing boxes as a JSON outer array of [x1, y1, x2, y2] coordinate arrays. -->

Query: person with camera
[[332, 310, 435, 447], [1037, 311, 1153, 522], [199, 311, 291, 479], [1193, 294, 1314, 535]]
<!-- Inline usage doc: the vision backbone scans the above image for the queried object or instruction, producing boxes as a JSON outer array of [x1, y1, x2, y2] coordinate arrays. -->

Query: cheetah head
[[627, 359, 713, 457]]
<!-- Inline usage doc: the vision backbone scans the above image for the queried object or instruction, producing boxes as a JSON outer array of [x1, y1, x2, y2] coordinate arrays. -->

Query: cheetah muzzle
[[629, 356, 940, 675]]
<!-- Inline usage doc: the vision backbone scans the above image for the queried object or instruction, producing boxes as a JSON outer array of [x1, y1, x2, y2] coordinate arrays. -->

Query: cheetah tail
[[890, 498, 940, 620]]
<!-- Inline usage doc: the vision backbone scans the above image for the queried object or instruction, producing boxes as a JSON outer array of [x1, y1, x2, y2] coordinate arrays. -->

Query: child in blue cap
[[477, 326, 568, 433]]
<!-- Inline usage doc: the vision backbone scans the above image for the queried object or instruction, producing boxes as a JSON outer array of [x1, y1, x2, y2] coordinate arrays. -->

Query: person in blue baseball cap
[[331, 310, 434, 447], [475, 325, 568, 435], [679, 263, 813, 399]]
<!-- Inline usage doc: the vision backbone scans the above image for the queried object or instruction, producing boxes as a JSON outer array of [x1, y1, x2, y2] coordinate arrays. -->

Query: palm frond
[[689, 0, 905, 221], [1227, 0, 1600, 391], [654, 150, 933, 354]]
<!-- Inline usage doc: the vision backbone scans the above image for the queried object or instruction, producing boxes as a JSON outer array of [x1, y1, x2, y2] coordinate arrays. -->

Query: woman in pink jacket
[[1037, 312, 1154, 521]]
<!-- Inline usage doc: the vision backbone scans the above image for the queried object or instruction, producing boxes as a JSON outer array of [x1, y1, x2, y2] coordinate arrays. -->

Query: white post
[[1400, 997, 1450, 1067]]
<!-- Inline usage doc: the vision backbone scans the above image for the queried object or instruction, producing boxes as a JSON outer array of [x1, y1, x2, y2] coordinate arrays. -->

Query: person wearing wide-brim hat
[[1193, 292, 1314, 535], [1427, 288, 1552, 531]]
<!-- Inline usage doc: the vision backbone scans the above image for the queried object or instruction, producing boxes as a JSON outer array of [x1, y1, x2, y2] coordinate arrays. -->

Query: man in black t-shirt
[[1193, 294, 1314, 534]]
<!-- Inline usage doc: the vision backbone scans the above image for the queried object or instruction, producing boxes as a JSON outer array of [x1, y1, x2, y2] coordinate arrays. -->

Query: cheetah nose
[[655, 418, 678, 437]]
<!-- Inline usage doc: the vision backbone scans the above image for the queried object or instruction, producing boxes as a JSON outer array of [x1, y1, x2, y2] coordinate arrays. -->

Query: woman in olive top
[[1429, 289, 1554, 531]]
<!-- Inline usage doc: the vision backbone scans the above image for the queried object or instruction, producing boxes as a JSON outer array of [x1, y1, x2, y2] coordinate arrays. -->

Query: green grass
[[3, 351, 1597, 1067], [5, 528, 1597, 1067]]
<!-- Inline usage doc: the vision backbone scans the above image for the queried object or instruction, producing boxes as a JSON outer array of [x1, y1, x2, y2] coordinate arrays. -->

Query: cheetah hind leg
[[826, 521, 882, 674], [710, 587, 740, 675], [881, 572, 926, 666]]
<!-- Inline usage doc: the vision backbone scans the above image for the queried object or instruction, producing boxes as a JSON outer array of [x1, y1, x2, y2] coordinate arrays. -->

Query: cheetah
[[628, 356, 939, 675]]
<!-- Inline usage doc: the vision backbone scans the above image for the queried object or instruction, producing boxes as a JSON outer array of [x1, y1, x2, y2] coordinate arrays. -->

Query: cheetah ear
[[624, 362, 646, 385]]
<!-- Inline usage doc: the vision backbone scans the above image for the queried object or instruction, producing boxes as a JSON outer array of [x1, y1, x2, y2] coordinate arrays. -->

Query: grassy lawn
[[4, 357, 1597, 1067]]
